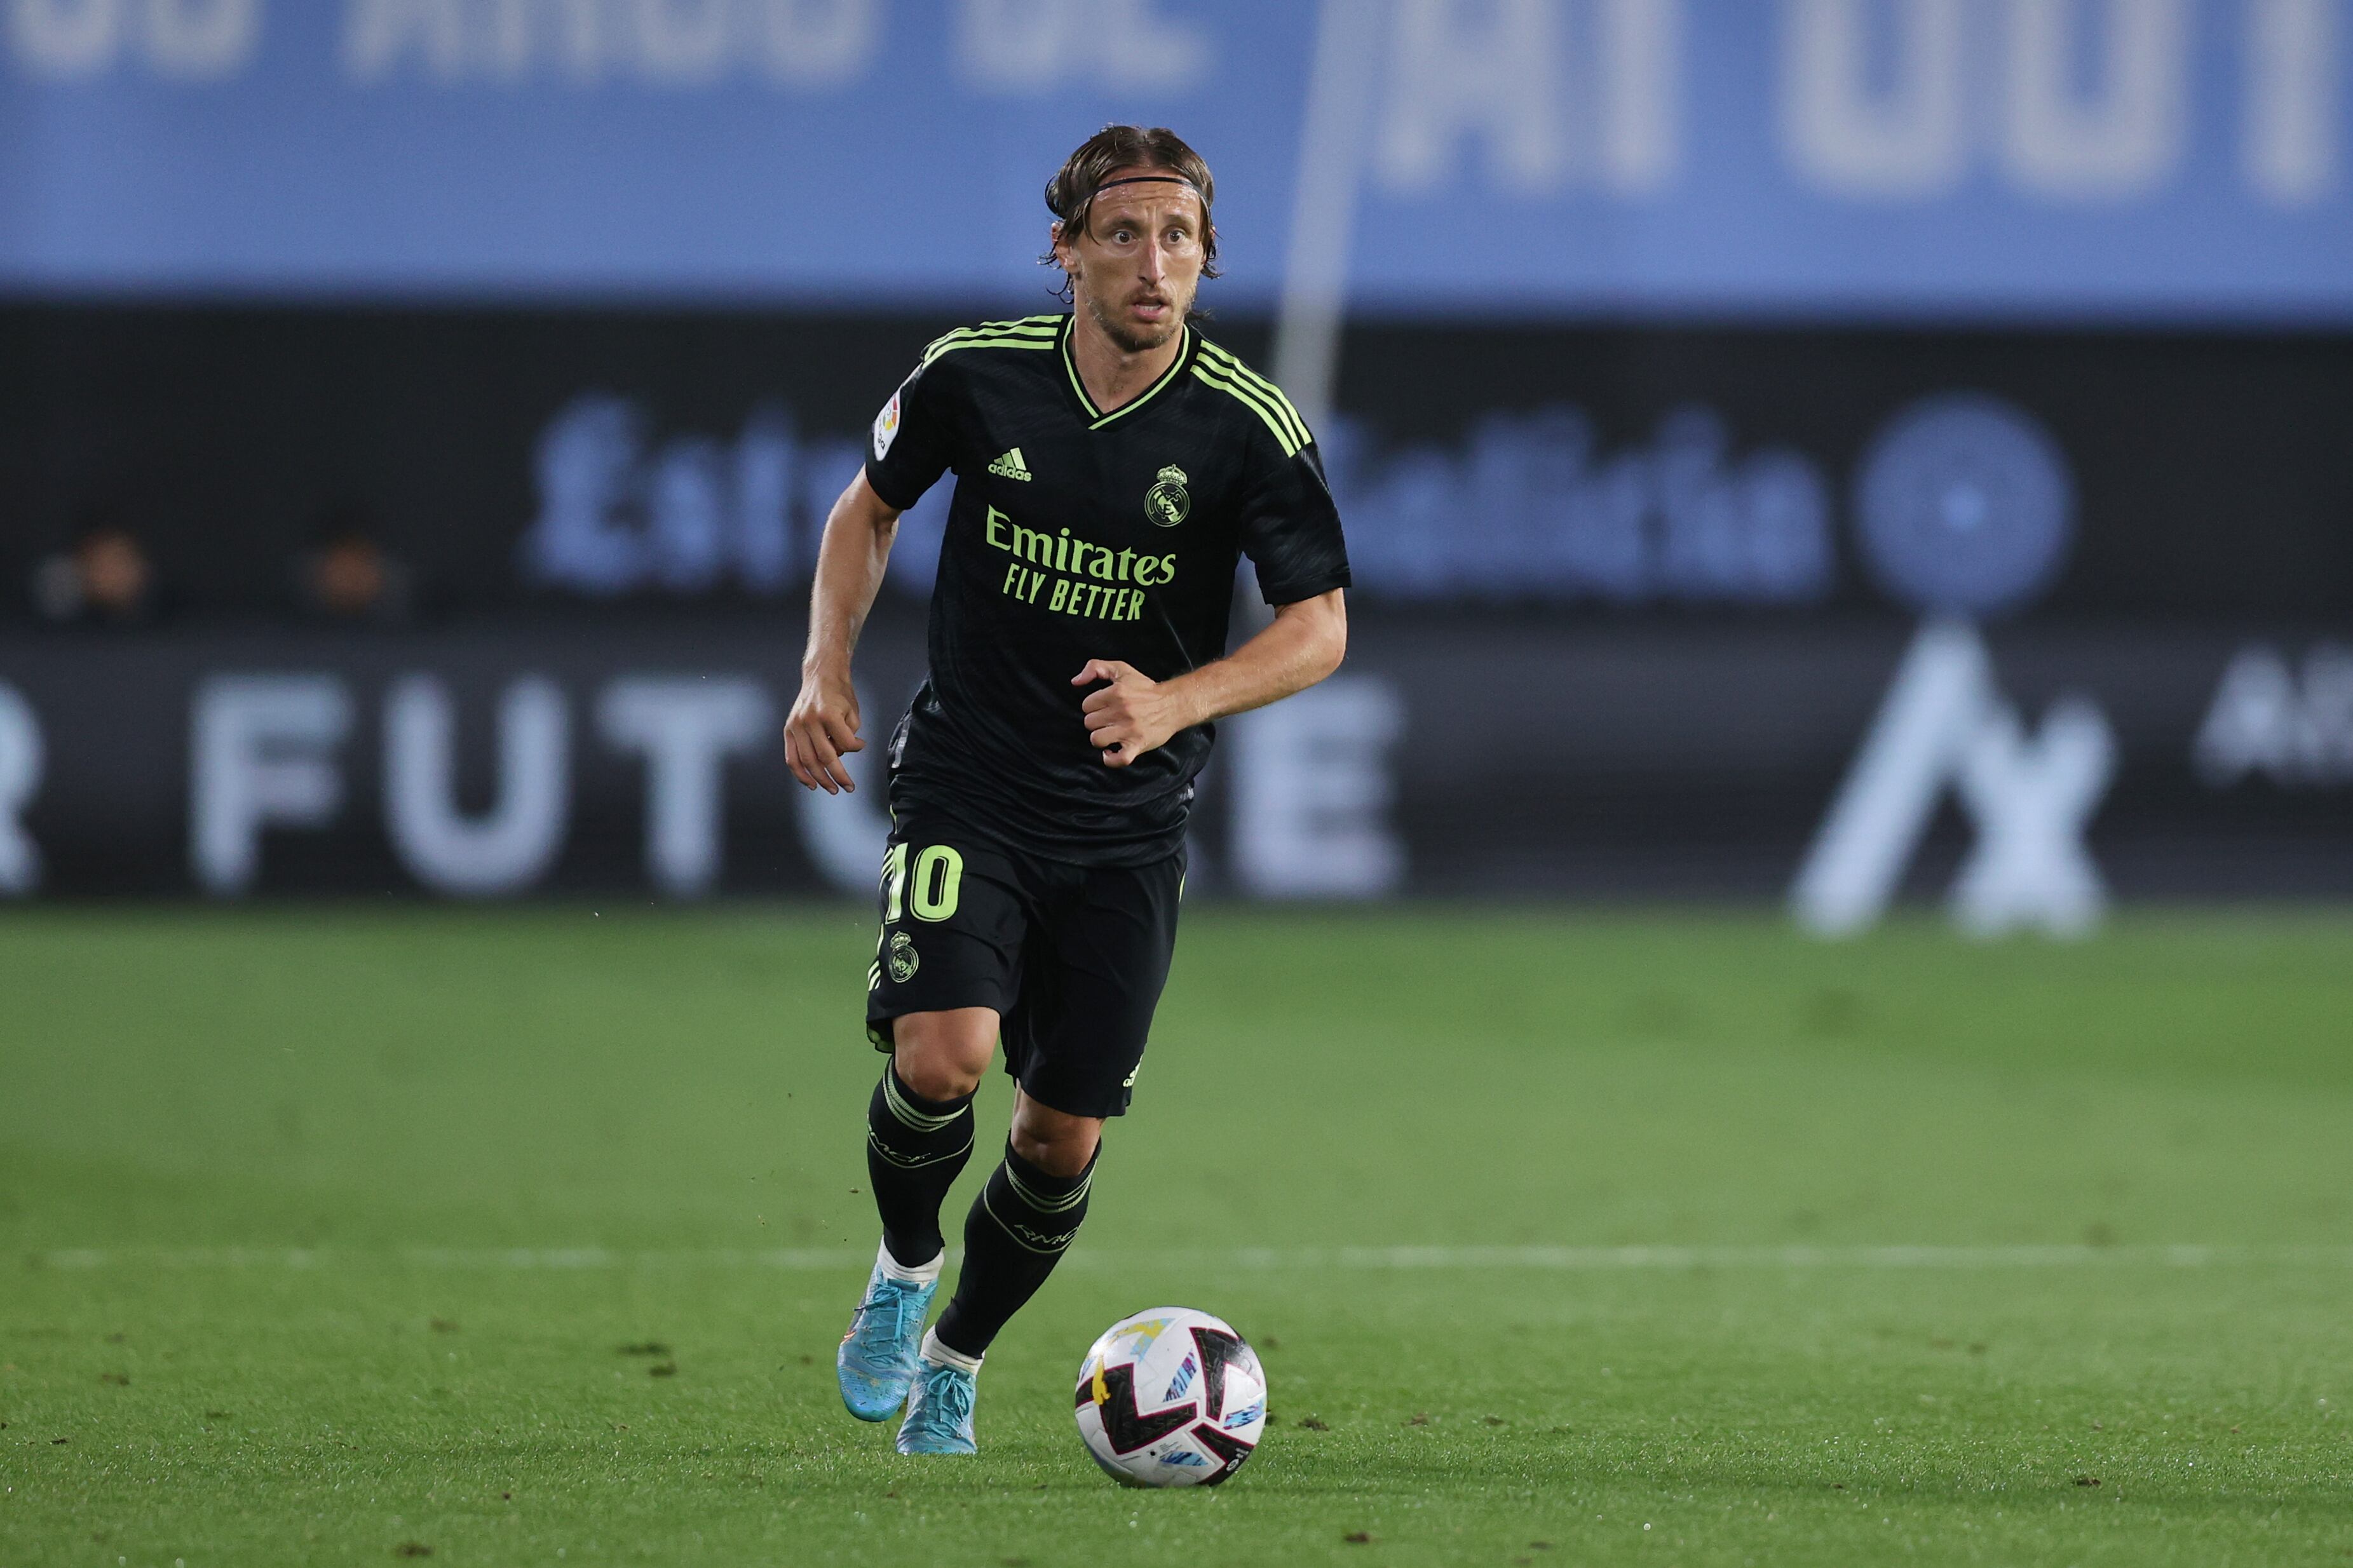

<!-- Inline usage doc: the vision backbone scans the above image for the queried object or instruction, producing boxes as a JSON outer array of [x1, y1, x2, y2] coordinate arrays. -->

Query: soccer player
[[783, 125, 1351, 1456]]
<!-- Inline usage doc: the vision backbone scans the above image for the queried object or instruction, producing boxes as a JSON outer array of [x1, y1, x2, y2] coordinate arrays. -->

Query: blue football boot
[[896, 1355, 979, 1456], [836, 1257, 937, 1423]]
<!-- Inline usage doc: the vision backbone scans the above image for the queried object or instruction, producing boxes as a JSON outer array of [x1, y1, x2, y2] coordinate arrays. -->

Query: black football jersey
[[862, 312, 1352, 868]]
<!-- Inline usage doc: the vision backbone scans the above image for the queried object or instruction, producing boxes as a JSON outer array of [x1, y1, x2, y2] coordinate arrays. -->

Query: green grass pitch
[[4, 905, 2352, 1565]]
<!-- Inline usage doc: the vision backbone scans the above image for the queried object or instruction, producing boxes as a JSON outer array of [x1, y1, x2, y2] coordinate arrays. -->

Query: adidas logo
[[987, 447, 1033, 481]]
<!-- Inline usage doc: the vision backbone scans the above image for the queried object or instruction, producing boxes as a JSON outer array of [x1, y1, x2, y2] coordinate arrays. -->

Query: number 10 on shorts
[[882, 842, 965, 923]]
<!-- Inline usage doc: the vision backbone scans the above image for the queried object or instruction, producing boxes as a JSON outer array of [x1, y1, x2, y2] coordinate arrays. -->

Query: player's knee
[[893, 1041, 984, 1101], [1009, 1107, 1100, 1177], [892, 1009, 995, 1099], [897, 1056, 980, 1101]]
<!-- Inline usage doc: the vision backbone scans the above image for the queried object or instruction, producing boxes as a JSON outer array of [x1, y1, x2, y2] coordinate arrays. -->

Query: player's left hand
[[1073, 659, 1186, 767]]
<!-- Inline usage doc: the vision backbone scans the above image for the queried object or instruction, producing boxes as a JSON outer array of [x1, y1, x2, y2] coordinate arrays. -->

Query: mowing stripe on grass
[[29, 1243, 2353, 1272]]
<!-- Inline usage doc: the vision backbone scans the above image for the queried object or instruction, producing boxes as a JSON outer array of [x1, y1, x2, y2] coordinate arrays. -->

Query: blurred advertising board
[[2, 306, 2347, 621], [3, 1, 2350, 319], [2, 303, 2347, 903], [1, 619, 2349, 902]]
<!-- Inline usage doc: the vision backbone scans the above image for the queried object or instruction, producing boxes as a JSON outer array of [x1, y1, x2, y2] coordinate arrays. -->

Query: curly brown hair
[[1042, 124, 1220, 291]]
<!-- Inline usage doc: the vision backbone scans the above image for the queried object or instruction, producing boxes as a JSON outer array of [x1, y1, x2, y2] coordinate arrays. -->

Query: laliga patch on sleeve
[[872, 389, 902, 461]]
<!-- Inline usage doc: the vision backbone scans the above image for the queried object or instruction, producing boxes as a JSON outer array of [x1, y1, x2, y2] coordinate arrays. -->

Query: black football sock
[[864, 1065, 977, 1268], [933, 1141, 1097, 1359]]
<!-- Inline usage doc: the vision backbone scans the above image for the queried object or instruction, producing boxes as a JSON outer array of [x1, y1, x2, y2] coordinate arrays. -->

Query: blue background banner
[[3, 0, 2349, 317]]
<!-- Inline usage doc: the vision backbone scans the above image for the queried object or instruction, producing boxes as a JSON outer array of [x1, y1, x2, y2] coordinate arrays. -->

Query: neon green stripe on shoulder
[[920, 328, 1061, 367], [1191, 362, 1305, 456], [1196, 342, 1310, 449]]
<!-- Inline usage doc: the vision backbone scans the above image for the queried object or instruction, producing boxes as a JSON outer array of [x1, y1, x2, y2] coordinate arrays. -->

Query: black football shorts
[[864, 811, 1184, 1119]]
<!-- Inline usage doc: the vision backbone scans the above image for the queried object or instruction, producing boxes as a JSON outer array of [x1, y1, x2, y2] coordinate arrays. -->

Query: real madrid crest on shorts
[[887, 931, 919, 983], [1145, 464, 1190, 528]]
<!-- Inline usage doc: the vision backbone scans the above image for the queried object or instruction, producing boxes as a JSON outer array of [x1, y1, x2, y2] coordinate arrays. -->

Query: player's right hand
[[784, 668, 864, 794]]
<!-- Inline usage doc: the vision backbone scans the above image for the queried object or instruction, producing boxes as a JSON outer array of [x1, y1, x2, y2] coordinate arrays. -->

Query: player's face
[[1063, 169, 1207, 355]]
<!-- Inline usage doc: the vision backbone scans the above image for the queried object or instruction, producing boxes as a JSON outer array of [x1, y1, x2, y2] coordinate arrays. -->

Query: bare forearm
[[803, 476, 899, 676], [785, 474, 899, 794], [1165, 590, 1347, 729], [1071, 591, 1345, 767]]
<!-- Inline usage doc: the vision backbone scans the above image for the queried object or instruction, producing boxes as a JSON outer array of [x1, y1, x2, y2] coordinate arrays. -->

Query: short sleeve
[[1238, 433, 1353, 606], [862, 357, 957, 512]]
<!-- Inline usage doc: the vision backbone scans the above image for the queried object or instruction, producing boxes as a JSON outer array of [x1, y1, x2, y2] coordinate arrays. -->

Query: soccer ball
[[1074, 1306, 1267, 1487]]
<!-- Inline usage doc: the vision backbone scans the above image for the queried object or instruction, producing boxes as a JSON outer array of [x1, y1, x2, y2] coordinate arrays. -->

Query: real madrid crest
[[1145, 464, 1190, 529]]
